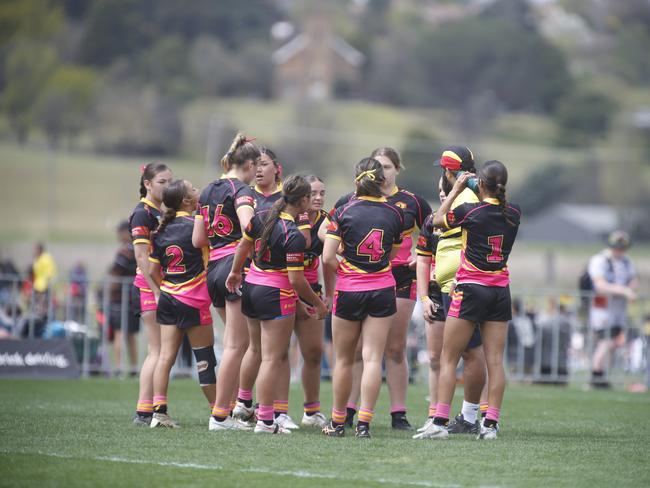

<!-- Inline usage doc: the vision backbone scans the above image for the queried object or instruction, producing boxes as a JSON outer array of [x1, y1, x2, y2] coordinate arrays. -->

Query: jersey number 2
[[487, 235, 504, 263], [165, 245, 186, 274], [357, 229, 384, 262]]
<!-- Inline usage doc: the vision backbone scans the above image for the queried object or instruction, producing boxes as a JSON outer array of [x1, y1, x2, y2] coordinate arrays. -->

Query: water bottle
[[456, 171, 479, 194]]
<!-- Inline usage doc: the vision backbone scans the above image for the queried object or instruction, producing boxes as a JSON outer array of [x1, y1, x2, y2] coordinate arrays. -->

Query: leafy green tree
[[2, 41, 58, 142], [35, 65, 97, 147], [553, 88, 617, 147], [611, 23, 650, 85]]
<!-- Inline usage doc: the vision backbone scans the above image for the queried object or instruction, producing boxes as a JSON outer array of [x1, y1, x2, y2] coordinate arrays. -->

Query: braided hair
[[220, 133, 260, 172], [354, 157, 385, 198], [156, 179, 187, 235], [256, 174, 311, 261], [478, 160, 516, 227], [140, 162, 170, 198]]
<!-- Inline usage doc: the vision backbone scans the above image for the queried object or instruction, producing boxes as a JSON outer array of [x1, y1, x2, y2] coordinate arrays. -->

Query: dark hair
[[140, 162, 170, 198], [478, 160, 515, 226], [256, 174, 311, 261], [371, 147, 404, 170], [354, 157, 385, 198], [221, 133, 260, 172], [260, 147, 282, 183], [156, 179, 188, 235], [305, 175, 324, 184]]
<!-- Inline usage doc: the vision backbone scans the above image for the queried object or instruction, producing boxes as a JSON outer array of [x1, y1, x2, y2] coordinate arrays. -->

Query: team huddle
[[128, 133, 521, 440]]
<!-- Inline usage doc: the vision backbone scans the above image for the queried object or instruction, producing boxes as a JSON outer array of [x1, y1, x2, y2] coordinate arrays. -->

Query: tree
[[510, 163, 577, 217], [398, 126, 441, 199], [611, 23, 650, 85], [2, 41, 58, 142], [553, 88, 617, 147], [35, 65, 97, 147]]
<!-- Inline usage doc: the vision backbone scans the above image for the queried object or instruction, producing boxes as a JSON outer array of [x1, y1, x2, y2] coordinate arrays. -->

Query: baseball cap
[[433, 146, 475, 171], [608, 230, 631, 250]]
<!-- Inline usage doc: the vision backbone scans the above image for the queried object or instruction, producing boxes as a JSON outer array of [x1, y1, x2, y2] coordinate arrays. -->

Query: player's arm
[[225, 237, 254, 294], [432, 172, 472, 228], [288, 270, 328, 318], [192, 214, 209, 248], [322, 236, 339, 301], [146, 257, 162, 301], [317, 215, 330, 243], [133, 243, 158, 296]]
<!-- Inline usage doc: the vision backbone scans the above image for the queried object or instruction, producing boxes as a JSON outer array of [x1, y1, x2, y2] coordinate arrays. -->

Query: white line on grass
[[1, 449, 460, 488]]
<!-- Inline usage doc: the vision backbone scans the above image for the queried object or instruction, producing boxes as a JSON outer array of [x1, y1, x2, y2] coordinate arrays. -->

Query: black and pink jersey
[[243, 211, 306, 290], [326, 196, 404, 292], [128, 197, 161, 289], [304, 209, 327, 285], [331, 188, 430, 267], [415, 213, 440, 282], [443, 198, 521, 287], [149, 212, 210, 309], [198, 176, 255, 261], [253, 184, 282, 213]]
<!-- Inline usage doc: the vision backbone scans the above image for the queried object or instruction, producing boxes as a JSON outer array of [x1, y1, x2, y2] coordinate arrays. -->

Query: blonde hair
[[220, 133, 260, 172]]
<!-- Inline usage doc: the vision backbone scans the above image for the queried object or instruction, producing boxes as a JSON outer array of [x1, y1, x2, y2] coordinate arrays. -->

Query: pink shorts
[[137, 287, 157, 314]]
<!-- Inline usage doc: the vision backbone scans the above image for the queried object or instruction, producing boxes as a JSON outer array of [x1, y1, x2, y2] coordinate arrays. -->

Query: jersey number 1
[[487, 235, 504, 263], [358, 229, 384, 263]]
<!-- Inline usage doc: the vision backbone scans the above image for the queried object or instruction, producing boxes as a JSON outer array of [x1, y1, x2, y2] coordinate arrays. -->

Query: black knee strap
[[193, 346, 217, 386]]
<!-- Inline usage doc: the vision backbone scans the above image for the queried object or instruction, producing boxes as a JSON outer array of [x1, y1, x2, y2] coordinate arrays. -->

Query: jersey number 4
[[165, 245, 186, 274], [201, 204, 234, 237], [357, 229, 385, 263], [487, 235, 504, 263]]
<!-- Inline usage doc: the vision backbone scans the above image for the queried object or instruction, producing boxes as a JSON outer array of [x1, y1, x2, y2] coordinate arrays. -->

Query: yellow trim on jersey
[[195, 214, 204, 221], [133, 238, 151, 245], [254, 182, 282, 195], [286, 265, 305, 271], [242, 232, 254, 242], [148, 257, 160, 263], [176, 211, 191, 217], [440, 188, 478, 236], [483, 197, 499, 205], [140, 197, 160, 211], [357, 195, 387, 203], [326, 234, 342, 241], [161, 272, 207, 295], [279, 212, 295, 222], [387, 186, 399, 197], [416, 249, 433, 256], [339, 259, 391, 275]]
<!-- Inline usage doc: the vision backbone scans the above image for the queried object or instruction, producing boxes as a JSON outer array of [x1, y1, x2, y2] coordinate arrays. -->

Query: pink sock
[[258, 404, 274, 422], [390, 404, 407, 414], [346, 402, 358, 410], [238, 389, 253, 401], [435, 402, 450, 420], [486, 407, 500, 423]]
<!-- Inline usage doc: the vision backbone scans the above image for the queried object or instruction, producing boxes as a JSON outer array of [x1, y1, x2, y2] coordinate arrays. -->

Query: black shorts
[[427, 281, 445, 322], [241, 282, 297, 321], [108, 302, 140, 339], [595, 326, 623, 340], [442, 290, 482, 349], [392, 265, 416, 300], [449, 283, 512, 323], [156, 292, 212, 329], [299, 283, 322, 307], [207, 255, 241, 308], [333, 286, 396, 321]]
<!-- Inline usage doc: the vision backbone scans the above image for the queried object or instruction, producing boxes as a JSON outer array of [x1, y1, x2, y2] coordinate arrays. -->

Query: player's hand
[[225, 271, 242, 294], [324, 295, 333, 312], [315, 300, 329, 320], [453, 172, 472, 193], [422, 297, 438, 323], [296, 301, 311, 320]]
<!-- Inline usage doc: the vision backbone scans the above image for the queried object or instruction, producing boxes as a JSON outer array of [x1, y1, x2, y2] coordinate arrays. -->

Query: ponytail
[[479, 160, 516, 227], [140, 162, 170, 198], [220, 132, 260, 172], [256, 174, 311, 261], [155, 179, 186, 235], [354, 157, 385, 198]]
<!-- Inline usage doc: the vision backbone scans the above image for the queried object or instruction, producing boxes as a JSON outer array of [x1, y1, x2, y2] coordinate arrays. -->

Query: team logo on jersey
[[395, 201, 407, 210], [417, 235, 427, 248], [327, 221, 339, 232], [236, 196, 255, 207], [131, 226, 149, 238], [286, 252, 304, 264], [446, 211, 456, 225]]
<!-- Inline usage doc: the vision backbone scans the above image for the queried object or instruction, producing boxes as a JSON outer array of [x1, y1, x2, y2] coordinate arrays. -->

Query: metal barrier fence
[[1, 273, 648, 389]]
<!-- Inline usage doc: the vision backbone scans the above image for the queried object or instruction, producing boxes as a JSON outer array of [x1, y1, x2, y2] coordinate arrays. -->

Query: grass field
[[1, 379, 649, 488]]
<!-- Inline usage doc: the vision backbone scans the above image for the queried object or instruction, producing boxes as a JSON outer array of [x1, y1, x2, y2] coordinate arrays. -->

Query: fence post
[[120, 278, 129, 377]]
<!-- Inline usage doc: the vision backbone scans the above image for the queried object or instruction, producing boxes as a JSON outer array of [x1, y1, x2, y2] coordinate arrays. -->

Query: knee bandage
[[193, 346, 217, 386]]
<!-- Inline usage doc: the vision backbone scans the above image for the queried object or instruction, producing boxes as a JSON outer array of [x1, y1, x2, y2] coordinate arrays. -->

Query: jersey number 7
[[357, 229, 385, 263]]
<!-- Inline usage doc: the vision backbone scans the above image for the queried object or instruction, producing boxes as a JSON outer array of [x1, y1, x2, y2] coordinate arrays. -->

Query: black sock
[[238, 398, 253, 408], [263, 419, 274, 426], [346, 407, 356, 418], [136, 411, 153, 418], [357, 421, 369, 428], [391, 411, 406, 418], [153, 405, 167, 415], [433, 416, 448, 426], [274, 411, 280, 419], [332, 420, 344, 428], [484, 419, 498, 428]]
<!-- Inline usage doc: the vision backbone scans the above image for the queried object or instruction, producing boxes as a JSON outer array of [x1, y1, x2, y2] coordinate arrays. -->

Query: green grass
[[1, 379, 649, 487]]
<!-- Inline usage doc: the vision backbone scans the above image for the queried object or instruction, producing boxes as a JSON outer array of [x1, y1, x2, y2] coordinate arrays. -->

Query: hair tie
[[140, 164, 146, 174], [355, 170, 376, 182]]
